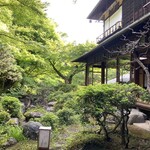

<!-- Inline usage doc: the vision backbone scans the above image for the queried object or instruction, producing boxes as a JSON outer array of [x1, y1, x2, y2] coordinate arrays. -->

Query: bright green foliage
[[0, 0, 97, 101], [0, 45, 22, 92], [48, 41, 96, 84], [6, 126, 26, 141], [40, 112, 59, 129], [0, 110, 10, 124], [0, 0, 62, 96], [0, 125, 25, 146], [0, 125, 8, 147], [1, 96, 22, 118]]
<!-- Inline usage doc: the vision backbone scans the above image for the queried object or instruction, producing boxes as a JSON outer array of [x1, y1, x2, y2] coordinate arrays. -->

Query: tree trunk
[[97, 115, 110, 141], [120, 107, 126, 146], [124, 109, 130, 149], [134, 53, 150, 93], [64, 78, 72, 84]]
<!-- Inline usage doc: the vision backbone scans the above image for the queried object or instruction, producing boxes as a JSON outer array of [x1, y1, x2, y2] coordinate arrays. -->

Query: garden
[[0, 1, 150, 150], [0, 83, 150, 150]]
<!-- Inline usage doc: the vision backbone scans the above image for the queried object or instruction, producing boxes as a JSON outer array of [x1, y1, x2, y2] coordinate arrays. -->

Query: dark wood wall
[[122, 0, 150, 27]]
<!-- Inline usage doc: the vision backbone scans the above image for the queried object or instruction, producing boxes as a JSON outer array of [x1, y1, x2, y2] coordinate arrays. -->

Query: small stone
[[46, 107, 54, 112], [7, 118, 19, 125], [4, 137, 17, 146], [48, 101, 57, 107]]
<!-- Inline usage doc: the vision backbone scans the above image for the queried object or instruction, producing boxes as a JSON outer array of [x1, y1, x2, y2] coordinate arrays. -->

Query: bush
[[57, 108, 75, 125], [0, 102, 3, 111], [1, 96, 22, 118], [54, 92, 76, 111], [48, 84, 78, 102], [40, 113, 59, 129], [0, 126, 8, 146], [77, 83, 150, 144], [54, 83, 77, 93], [6, 126, 26, 141], [0, 125, 26, 147], [0, 110, 10, 124], [65, 132, 104, 150]]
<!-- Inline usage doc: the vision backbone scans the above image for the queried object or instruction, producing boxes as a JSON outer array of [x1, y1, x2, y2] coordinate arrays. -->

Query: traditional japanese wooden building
[[74, 0, 150, 90]]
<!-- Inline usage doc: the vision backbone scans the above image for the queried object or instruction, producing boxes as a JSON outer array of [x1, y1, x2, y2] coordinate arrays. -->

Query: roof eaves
[[87, 0, 102, 20]]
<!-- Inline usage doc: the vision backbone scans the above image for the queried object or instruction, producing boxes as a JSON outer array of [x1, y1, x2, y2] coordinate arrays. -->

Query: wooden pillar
[[85, 64, 90, 86], [134, 63, 139, 85], [116, 57, 120, 83], [130, 54, 134, 82], [92, 66, 94, 85], [106, 63, 108, 84], [101, 62, 105, 84]]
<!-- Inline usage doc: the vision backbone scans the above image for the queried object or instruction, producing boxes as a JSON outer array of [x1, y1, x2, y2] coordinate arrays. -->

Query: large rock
[[23, 121, 42, 140], [29, 112, 43, 118], [25, 112, 43, 122], [128, 109, 147, 125]]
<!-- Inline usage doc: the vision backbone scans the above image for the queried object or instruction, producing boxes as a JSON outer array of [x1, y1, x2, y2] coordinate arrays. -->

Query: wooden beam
[[136, 101, 150, 111]]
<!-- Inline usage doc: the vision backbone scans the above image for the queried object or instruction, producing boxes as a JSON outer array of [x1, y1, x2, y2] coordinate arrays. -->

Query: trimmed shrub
[[57, 107, 75, 125], [40, 113, 59, 129], [65, 132, 104, 150], [1, 96, 22, 118], [0, 110, 10, 124]]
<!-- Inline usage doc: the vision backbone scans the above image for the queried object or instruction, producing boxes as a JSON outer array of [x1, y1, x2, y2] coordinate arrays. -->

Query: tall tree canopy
[[0, 0, 96, 96], [0, 0, 60, 93], [48, 41, 96, 84]]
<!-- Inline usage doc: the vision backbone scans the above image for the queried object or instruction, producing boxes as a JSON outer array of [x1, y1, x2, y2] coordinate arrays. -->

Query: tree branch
[[49, 60, 66, 80]]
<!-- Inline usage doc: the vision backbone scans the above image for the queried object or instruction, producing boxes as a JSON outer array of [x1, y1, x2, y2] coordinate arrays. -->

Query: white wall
[[104, 6, 122, 31]]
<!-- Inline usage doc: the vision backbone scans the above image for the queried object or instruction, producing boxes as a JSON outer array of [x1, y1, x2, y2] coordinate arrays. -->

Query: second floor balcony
[[96, 21, 122, 44]]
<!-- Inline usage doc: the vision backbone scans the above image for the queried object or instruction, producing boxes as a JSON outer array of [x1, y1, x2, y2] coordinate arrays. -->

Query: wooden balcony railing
[[96, 21, 122, 44], [134, 1, 150, 21]]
